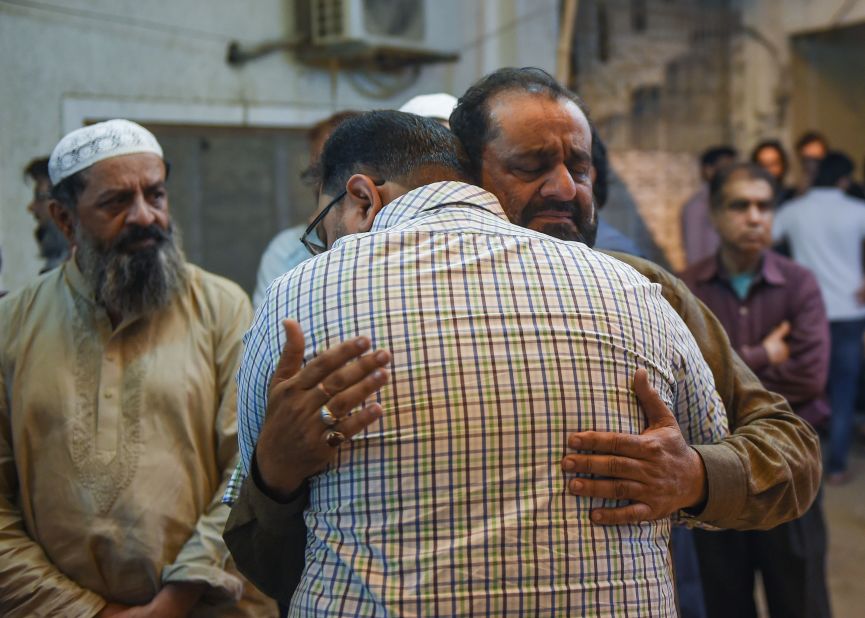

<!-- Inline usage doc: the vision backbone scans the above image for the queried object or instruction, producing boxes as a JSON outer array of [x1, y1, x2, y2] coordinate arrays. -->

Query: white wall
[[0, 0, 558, 291]]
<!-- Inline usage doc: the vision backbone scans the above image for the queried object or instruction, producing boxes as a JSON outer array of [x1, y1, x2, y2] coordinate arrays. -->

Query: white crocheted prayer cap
[[398, 93, 458, 121], [48, 119, 163, 185]]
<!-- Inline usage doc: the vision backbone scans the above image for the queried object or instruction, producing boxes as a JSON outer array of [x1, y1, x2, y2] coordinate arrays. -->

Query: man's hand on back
[[255, 320, 391, 501], [560, 368, 708, 524]]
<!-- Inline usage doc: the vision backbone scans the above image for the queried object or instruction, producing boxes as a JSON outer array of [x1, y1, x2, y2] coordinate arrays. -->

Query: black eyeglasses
[[301, 189, 346, 256], [300, 179, 386, 256]]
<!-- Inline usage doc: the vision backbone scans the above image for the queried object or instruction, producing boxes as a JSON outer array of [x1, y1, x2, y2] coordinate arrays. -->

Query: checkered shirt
[[229, 181, 728, 617]]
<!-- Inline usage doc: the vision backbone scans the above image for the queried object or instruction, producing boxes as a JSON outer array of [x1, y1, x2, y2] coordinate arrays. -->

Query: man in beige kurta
[[0, 119, 276, 617]]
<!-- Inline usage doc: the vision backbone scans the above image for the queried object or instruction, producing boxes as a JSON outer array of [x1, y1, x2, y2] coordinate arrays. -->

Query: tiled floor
[[824, 438, 865, 618]]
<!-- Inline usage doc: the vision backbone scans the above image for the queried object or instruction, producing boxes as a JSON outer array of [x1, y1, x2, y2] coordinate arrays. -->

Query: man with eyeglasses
[[224, 69, 821, 613], [681, 163, 831, 618], [228, 105, 731, 616]]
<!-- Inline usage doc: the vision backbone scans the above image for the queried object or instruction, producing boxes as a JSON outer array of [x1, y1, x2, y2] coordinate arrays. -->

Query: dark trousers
[[672, 526, 707, 618], [827, 319, 865, 473], [692, 493, 831, 618]]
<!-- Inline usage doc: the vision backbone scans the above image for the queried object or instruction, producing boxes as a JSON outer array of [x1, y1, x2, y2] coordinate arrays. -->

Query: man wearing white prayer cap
[[0, 120, 276, 616], [398, 92, 458, 127]]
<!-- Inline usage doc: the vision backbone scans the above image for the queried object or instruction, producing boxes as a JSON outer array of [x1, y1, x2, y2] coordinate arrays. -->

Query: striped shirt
[[233, 181, 728, 617]]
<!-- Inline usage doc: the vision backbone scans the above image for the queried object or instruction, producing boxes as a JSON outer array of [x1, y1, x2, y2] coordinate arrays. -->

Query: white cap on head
[[398, 93, 458, 122], [48, 119, 164, 185]]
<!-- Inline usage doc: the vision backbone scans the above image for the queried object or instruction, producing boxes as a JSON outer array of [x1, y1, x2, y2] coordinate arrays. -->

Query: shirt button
[[104, 391, 113, 399], [739, 307, 748, 316]]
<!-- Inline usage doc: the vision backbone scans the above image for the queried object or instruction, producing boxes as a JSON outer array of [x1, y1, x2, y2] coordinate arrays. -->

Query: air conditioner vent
[[313, 0, 344, 38], [362, 0, 424, 39], [297, 0, 459, 67]]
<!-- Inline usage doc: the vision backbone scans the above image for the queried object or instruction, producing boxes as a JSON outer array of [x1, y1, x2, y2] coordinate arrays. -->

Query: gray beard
[[537, 220, 598, 246], [75, 224, 188, 319], [519, 199, 599, 247]]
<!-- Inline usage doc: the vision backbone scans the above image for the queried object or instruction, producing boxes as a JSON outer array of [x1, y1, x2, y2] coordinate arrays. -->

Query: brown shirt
[[224, 250, 822, 605]]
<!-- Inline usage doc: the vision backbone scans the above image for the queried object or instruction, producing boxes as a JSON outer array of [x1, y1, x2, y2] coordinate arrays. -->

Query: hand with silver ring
[[254, 319, 392, 501], [325, 430, 347, 447], [319, 405, 339, 427]]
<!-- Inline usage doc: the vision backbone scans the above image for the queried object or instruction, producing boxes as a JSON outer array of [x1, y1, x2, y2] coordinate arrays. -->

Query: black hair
[[750, 139, 789, 178], [317, 110, 470, 196], [813, 151, 853, 188], [795, 130, 828, 154], [449, 67, 591, 179], [51, 169, 88, 210], [301, 110, 363, 186], [709, 162, 778, 211], [700, 146, 737, 168], [591, 126, 609, 209], [23, 157, 50, 183]]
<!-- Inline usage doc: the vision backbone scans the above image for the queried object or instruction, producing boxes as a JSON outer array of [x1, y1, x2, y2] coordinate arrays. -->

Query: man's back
[[241, 182, 728, 617], [774, 188, 865, 321]]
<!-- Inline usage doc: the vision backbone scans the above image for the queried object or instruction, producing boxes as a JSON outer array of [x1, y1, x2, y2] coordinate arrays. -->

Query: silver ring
[[319, 405, 338, 427], [325, 430, 346, 448]]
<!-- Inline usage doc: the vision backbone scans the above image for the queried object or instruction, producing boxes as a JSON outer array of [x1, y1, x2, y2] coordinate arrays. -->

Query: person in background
[[680, 145, 738, 267], [0, 119, 275, 617], [23, 156, 69, 272], [398, 92, 458, 127], [252, 111, 360, 307], [774, 151, 865, 485], [751, 140, 796, 204], [793, 131, 828, 197], [683, 162, 831, 618], [591, 127, 643, 257]]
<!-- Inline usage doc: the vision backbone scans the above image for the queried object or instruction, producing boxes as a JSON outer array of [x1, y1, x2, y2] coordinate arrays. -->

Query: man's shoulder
[[838, 192, 865, 213], [0, 268, 67, 352], [0, 268, 65, 317], [681, 184, 709, 211], [678, 255, 715, 290], [765, 251, 820, 289], [183, 263, 252, 319], [602, 250, 674, 284], [262, 225, 306, 257]]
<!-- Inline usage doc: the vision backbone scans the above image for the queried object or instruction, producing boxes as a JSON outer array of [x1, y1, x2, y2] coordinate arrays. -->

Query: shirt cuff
[[248, 458, 309, 536], [685, 443, 747, 526], [161, 563, 243, 605]]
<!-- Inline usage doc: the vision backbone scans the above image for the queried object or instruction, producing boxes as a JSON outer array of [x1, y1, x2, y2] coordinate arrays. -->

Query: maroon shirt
[[681, 250, 830, 427]]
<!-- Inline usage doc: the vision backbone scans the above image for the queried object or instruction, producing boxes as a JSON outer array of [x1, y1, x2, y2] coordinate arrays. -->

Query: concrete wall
[[0, 0, 558, 291], [732, 0, 865, 155]]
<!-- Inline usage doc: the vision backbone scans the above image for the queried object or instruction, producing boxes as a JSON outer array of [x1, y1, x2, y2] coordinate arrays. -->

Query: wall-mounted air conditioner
[[295, 0, 460, 66]]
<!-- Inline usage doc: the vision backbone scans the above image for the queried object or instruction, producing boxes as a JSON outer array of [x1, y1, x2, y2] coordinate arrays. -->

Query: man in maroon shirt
[[681, 162, 830, 618]]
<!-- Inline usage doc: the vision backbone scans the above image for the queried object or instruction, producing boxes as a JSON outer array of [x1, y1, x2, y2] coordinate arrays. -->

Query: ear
[[49, 200, 77, 244], [345, 174, 386, 232]]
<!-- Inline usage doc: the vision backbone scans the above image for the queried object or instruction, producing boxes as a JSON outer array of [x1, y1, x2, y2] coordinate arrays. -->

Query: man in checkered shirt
[[230, 107, 728, 617]]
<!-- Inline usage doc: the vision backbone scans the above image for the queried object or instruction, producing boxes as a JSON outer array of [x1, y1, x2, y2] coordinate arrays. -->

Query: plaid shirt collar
[[331, 181, 507, 251]]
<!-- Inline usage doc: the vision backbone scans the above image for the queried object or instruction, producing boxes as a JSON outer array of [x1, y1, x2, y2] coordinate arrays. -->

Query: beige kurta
[[0, 261, 275, 617]]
